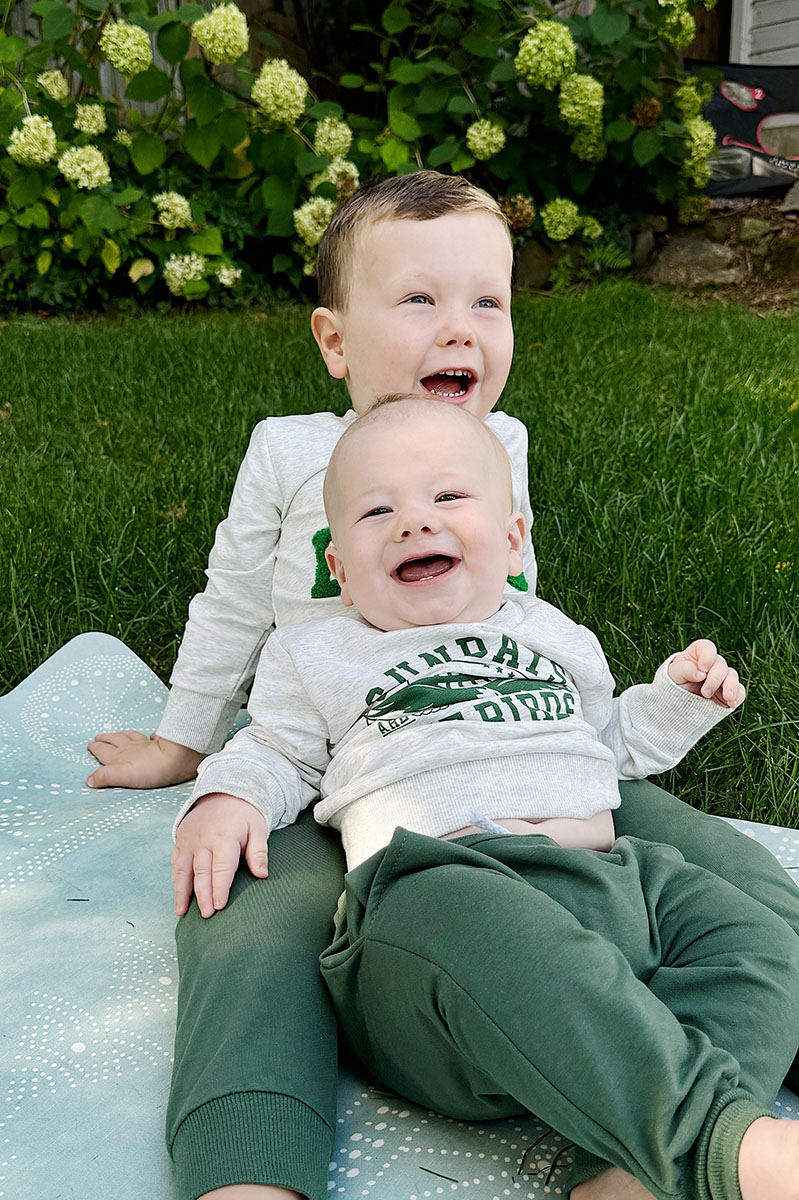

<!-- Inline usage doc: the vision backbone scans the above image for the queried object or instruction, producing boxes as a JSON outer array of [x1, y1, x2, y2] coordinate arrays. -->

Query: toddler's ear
[[507, 511, 525, 578], [325, 542, 353, 606], [311, 307, 348, 380]]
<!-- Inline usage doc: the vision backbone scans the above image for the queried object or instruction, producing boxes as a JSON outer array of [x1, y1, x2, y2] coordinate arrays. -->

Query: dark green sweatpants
[[321, 828, 799, 1200], [166, 783, 799, 1200]]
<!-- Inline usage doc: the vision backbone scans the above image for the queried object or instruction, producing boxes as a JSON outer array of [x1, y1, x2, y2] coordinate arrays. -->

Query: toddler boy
[[173, 395, 799, 1200], [87, 171, 535, 791]]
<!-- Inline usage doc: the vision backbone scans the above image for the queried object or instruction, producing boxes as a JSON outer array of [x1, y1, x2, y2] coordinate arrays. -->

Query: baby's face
[[325, 408, 524, 632], [316, 211, 514, 420]]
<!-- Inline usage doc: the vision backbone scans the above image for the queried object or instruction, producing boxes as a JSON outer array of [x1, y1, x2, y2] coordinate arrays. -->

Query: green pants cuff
[[706, 1098, 773, 1200], [170, 1090, 334, 1200]]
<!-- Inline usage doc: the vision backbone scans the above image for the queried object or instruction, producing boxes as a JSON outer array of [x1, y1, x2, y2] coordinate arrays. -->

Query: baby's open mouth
[[420, 369, 474, 399], [393, 555, 458, 584]]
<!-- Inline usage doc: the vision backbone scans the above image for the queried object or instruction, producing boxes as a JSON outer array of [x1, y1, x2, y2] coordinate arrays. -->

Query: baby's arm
[[87, 422, 283, 789]]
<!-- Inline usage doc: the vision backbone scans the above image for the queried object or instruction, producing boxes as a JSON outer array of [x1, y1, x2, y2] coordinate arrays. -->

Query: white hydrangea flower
[[58, 145, 111, 189], [100, 20, 152, 78], [293, 196, 336, 247], [682, 115, 717, 187], [153, 191, 193, 229], [558, 74, 604, 128], [465, 119, 506, 161], [114, 129, 133, 147], [163, 252, 207, 297], [252, 58, 308, 124], [7, 115, 57, 166], [37, 71, 70, 101], [217, 265, 243, 287], [541, 197, 581, 241], [311, 157, 359, 197], [515, 21, 576, 91], [192, 3, 249, 65], [313, 117, 353, 159], [74, 104, 107, 136], [580, 216, 603, 240]]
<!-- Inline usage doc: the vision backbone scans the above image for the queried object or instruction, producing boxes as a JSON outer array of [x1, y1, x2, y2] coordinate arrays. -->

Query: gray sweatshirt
[[178, 596, 730, 869], [157, 410, 537, 753]]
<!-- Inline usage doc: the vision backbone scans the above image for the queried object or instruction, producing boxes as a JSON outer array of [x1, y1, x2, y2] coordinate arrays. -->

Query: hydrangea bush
[[0, 0, 719, 310]]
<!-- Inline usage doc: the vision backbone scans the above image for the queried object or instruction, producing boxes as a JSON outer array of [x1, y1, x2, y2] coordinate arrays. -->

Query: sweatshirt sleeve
[[157, 421, 283, 754], [172, 634, 331, 838], [579, 632, 733, 779]]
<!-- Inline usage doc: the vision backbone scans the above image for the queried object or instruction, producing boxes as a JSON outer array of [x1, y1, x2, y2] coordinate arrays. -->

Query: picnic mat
[[2, 632, 798, 1200]]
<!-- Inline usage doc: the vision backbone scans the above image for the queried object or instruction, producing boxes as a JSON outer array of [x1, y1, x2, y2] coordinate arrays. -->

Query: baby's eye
[[436, 492, 465, 503], [475, 297, 498, 309], [361, 506, 392, 519]]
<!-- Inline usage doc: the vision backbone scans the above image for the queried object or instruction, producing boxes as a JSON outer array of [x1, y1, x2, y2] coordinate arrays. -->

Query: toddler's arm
[[172, 792, 269, 918], [87, 732, 205, 789]]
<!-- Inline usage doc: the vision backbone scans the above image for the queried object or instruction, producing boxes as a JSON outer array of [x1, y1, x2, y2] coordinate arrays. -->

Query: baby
[[172, 395, 799, 1200]]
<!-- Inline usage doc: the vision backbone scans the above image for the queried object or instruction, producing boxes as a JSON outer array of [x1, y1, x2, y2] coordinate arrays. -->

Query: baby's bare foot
[[738, 1116, 799, 1200], [572, 1166, 656, 1200]]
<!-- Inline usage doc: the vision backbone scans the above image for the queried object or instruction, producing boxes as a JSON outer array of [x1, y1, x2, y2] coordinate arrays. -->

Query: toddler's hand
[[86, 731, 205, 789], [171, 793, 269, 918], [668, 640, 745, 710]]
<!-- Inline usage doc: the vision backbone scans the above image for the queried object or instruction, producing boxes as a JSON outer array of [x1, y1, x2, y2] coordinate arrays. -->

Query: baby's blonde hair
[[316, 171, 511, 311]]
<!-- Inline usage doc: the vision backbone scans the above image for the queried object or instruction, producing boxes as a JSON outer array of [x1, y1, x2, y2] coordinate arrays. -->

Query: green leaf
[[615, 58, 642, 90], [261, 176, 295, 210], [184, 120, 222, 168], [308, 101, 343, 120], [218, 109, 248, 149], [157, 20, 190, 63], [450, 149, 475, 172], [588, 4, 631, 45], [79, 0, 110, 11], [176, 2, 205, 21], [179, 57, 207, 86], [427, 139, 457, 167], [126, 65, 172, 102], [417, 85, 449, 114], [295, 150, 328, 175], [379, 137, 409, 170], [388, 109, 422, 141], [185, 74, 225, 126], [0, 32, 27, 62], [388, 59, 431, 84], [183, 278, 209, 299], [8, 171, 44, 209], [112, 186, 144, 206], [381, 5, 412, 33], [569, 163, 595, 195], [41, 2, 77, 40], [605, 118, 636, 143], [15, 202, 49, 229], [266, 206, 294, 237], [490, 59, 517, 83], [189, 227, 223, 256], [446, 93, 474, 115], [101, 237, 122, 274], [79, 194, 122, 235], [272, 252, 293, 274], [37, 249, 52, 275], [130, 131, 167, 175], [460, 33, 499, 58], [339, 74, 365, 88], [0, 225, 19, 248], [419, 57, 459, 77], [632, 128, 661, 167]]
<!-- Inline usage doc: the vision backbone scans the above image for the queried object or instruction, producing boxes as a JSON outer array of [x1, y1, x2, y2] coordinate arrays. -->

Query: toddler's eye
[[405, 294, 432, 304], [475, 297, 498, 309]]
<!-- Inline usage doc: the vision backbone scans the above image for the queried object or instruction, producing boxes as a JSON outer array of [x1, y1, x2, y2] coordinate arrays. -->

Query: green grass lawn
[[1, 281, 797, 825]]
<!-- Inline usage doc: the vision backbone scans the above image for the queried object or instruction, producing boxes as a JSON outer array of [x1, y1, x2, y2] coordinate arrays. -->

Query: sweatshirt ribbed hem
[[706, 1097, 771, 1200], [158, 686, 242, 755], [169, 1090, 333, 1200]]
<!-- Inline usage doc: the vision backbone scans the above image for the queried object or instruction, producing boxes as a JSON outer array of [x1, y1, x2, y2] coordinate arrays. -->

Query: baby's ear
[[311, 307, 348, 380], [325, 541, 353, 606], [506, 511, 525, 577]]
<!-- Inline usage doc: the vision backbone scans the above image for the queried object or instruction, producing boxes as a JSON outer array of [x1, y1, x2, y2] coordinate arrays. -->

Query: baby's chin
[[358, 596, 506, 632]]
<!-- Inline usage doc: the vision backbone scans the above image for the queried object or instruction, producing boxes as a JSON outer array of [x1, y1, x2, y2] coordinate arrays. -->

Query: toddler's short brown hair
[[316, 171, 510, 311]]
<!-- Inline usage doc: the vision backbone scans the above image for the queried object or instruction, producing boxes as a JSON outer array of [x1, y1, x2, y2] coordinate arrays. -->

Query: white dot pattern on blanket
[[20, 654, 165, 762]]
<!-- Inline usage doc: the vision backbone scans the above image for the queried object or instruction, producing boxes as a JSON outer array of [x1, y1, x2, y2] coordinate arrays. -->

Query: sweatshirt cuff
[[648, 656, 733, 751], [157, 687, 242, 755], [169, 1091, 333, 1200]]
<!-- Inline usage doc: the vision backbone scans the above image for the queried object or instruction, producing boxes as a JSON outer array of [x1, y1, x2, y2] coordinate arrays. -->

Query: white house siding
[[732, 0, 799, 65]]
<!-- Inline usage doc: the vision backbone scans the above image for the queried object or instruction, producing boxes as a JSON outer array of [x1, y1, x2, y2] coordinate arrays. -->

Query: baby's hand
[[86, 732, 205, 789], [667, 640, 745, 709], [171, 793, 269, 918]]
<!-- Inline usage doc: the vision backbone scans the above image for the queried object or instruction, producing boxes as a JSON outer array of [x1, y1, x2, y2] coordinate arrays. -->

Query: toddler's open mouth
[[420, 369, 475, 399], [392, 554, 459, 584]]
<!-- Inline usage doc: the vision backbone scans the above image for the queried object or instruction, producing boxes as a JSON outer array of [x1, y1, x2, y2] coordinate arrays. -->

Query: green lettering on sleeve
[[311, 527, 342, 599]]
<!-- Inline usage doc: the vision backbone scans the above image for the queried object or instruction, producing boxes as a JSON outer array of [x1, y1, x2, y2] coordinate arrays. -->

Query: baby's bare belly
[[441, 809, 615, 851]]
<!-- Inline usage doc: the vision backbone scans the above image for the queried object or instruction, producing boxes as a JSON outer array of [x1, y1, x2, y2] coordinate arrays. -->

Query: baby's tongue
[[399, 555, 453, 582], [423, 373, 463, 396]]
